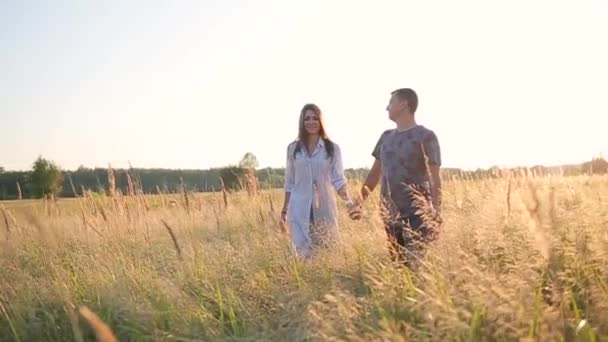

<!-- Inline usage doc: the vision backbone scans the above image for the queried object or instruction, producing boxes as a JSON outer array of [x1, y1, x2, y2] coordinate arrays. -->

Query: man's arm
[[428, 164, 442, 212], [422, 130, 442, 213], [361, 159, 381, 202], [346, 158, 380, 220]]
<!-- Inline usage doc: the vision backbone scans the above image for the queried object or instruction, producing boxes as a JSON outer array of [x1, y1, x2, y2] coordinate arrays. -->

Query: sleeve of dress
[[330, 143, 347, 191], [284, 143, 295, 192]]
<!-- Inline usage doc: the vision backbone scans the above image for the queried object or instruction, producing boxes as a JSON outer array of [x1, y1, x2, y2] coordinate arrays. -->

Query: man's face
[[386, 94, 408, 121]]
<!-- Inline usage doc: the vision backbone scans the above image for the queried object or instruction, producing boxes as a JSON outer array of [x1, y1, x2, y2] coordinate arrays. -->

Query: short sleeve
[[422, 130, 441, 166], [372, 131, 388, 159]]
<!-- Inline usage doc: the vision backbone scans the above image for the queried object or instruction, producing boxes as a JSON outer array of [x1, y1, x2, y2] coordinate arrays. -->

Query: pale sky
[[2, 0, 607, 171]]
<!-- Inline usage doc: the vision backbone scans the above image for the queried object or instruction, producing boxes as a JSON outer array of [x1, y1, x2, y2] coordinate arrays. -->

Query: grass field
[[1, 175, 607, 341]]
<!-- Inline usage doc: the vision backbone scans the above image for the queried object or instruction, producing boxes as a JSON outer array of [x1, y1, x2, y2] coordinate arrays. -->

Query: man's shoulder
[[379, 128, 395, 140], [412, 125, 439, 140], [372, 129, 394, 159], [417, 125, 437, 134]]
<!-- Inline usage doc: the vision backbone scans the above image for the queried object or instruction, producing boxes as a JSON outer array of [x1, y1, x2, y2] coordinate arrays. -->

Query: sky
[[2, 0, 607, 172]]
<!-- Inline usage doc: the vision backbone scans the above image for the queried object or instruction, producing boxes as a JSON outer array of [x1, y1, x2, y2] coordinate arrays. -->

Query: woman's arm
[[281, 144, 295, 231], [281, 192, 291, 217], [330, 144, 354, 207]]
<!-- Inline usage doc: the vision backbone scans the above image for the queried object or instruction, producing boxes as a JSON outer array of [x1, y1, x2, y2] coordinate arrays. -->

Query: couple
[[280, 88, 442, 266]]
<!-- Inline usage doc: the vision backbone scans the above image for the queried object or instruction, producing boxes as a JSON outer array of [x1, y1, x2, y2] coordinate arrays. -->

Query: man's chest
[[380, 134, 425, 166]]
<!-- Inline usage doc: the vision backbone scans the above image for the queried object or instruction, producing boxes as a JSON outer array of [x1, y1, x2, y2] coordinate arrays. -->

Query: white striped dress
[[284, 138, 347, 258]]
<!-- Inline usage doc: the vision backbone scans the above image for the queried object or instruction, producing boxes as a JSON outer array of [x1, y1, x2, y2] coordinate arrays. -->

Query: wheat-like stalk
[[181, 177, 190, 216], [126, 171, 135, 197], [107, 164, 116, 198], [219, 177, 229, 209], [139, 192, 150, 212], [16, 181, 22, 200], [213, 205, 221, 231], [0, 299, 20, 342], [78, 306, 118, 342], [506, 178, 512, 217], [161, 219, 182, 260], [268, 195, 275, 212], [97, 202, 108, 222], [1, 205, 10, 239], [68, 172, 79, 198]]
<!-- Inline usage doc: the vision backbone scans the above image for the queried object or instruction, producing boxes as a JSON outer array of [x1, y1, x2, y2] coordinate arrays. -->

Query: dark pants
[[384, 213, 437, 268]]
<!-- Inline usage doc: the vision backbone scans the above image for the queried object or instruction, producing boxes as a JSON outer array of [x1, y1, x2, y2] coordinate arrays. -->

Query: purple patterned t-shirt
[[372, 125, 441, 218]]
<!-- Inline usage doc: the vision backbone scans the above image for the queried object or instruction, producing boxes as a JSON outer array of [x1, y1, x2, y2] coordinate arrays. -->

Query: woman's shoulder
[[329, 140, 340, 151], [287, 139, 300, 153], [325, 138, 341, 149], [287, 139, 299, 148]]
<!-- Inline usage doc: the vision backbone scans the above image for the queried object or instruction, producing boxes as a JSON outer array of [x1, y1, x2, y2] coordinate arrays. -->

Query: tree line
[[0, 152, 370, 200], [0, 157, 283, 200], [1, 155, 606, 200]]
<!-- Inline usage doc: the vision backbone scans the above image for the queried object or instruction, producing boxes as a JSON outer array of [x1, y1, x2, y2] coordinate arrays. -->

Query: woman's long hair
[[294, 103, 334, 159]]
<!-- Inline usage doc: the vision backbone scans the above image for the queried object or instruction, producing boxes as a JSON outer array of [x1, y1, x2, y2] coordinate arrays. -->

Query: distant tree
[[239, 152, 259, 170], [596, 158, 608, 174], [256, 167, 285, 190], [531, 165, 547, 177], [584, 157, 608, 174], [0, 166, 4, 174], [30, 156, 64, 198], [238, 153, 260, 196], [219, 166, 247, 191]]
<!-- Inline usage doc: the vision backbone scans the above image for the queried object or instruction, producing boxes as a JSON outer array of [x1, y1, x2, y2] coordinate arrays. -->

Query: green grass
[[1, 175, 607, 341]]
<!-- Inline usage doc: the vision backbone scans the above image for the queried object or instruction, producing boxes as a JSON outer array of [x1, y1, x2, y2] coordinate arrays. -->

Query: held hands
[[346, 198, 363, 220], [347, 184, 372, 221], [280, 196, 363, 231]]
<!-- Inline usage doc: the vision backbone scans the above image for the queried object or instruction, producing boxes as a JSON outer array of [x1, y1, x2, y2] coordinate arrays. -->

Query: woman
[[280, 103, 356, 259]]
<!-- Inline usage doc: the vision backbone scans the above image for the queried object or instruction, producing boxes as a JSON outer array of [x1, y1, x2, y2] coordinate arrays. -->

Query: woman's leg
[[289, 210, 313, 259], [308, 206, 317, 248], [310, 206, 314, 224], [309, 206, 337, 252]]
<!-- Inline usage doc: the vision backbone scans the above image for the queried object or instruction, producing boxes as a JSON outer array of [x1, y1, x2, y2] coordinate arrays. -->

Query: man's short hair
[[391, 88, 418, 113]]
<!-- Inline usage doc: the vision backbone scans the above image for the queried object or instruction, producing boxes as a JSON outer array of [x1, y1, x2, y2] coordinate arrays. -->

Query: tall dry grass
[[0, 174, 607, 341]]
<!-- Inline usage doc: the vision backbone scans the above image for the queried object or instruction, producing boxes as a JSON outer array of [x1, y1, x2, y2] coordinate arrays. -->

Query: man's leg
[[382, 214, 430, 268], [401, 214, 436, 269], [384, 218, 408, 264]]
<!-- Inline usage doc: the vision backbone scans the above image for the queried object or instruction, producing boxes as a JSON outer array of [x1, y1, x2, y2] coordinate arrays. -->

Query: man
[[349, 88, 442, 267]]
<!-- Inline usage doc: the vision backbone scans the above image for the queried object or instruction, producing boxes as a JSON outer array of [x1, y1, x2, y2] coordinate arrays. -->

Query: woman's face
[[303, 109, 321, 135]]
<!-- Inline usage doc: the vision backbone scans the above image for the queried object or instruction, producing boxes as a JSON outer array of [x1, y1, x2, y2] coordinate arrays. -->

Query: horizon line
[[1, 158, 602, 174]]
